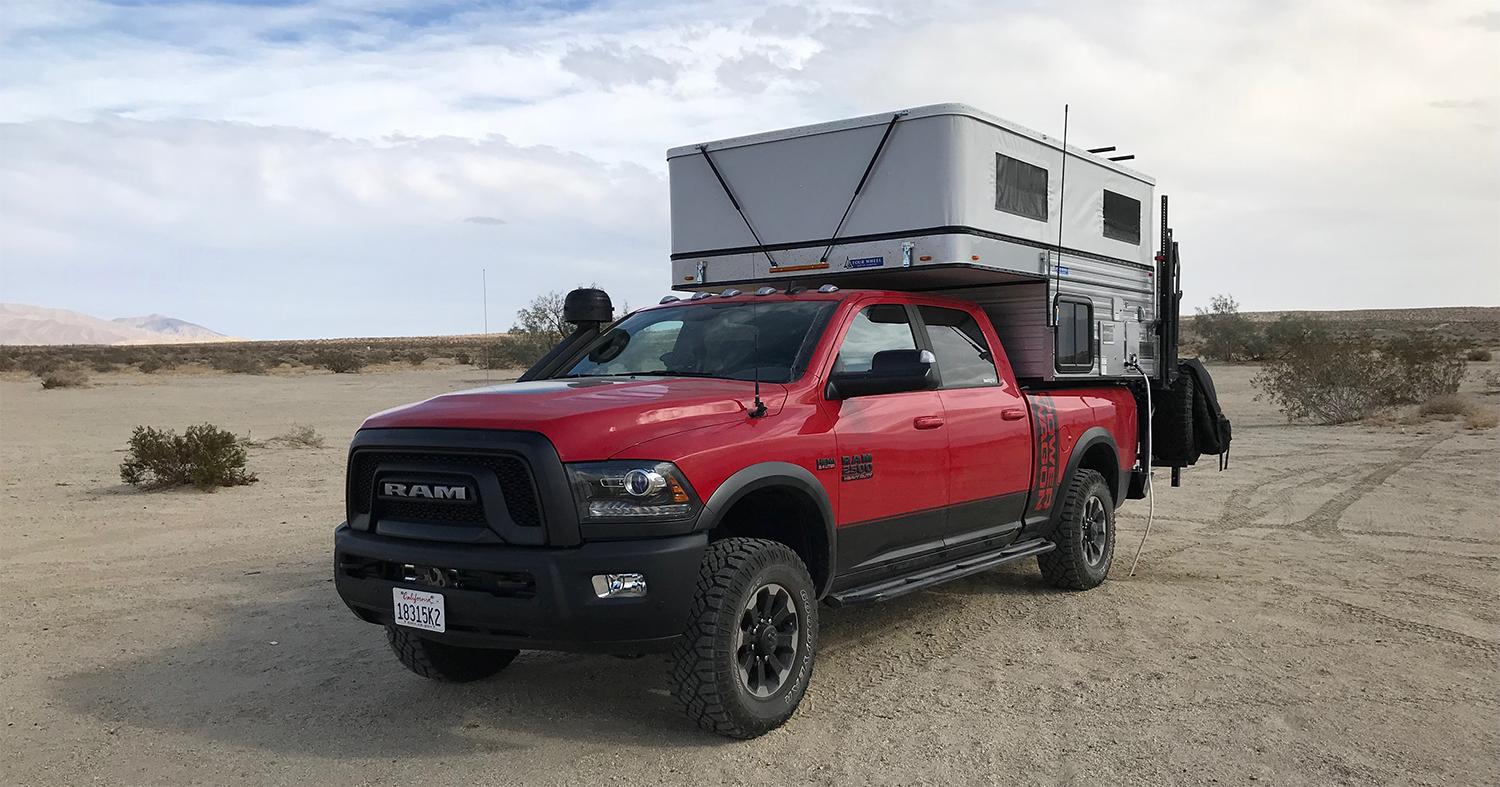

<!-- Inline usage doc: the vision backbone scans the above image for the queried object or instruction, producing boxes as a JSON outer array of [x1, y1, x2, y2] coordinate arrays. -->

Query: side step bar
[[828, 538, 1056, 606]]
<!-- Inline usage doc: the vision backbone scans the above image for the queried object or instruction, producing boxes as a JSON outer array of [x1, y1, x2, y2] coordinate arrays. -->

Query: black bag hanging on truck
[[1181, 358, 1233, 469]]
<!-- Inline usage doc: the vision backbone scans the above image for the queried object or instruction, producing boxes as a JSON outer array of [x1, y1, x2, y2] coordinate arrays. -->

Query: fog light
[[591, 573, 647, 598]]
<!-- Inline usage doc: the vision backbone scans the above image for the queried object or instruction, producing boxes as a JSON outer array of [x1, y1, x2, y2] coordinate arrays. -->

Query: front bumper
[[334, 524, 707, 653]]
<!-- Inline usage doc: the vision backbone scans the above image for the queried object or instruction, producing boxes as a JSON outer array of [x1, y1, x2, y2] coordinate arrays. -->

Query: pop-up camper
[[667, 103, 1176, 383]]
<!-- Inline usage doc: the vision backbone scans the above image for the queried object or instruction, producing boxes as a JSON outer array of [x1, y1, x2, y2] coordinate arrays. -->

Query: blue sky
[[1, 0, 1496, 339]]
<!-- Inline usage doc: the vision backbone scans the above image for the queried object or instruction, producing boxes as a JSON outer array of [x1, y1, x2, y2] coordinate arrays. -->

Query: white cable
[[1126, 362, 1154, 577]]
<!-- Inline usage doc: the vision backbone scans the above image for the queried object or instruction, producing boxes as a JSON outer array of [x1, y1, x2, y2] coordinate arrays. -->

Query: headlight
[[566, 461, 700, 523]]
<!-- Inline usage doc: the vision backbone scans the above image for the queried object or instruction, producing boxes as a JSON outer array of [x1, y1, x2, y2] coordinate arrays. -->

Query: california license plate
[[392, 587, 446, 633]]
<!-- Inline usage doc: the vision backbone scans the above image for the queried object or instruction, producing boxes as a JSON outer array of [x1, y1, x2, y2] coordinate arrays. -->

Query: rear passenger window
[[1055, 298, 1094, 372], [833, 304, 916, 373], [918, 306, 999, 388]]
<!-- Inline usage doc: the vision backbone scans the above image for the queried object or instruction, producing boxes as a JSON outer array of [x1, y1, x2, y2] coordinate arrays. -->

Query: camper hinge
[[695, 260, 707, 284], [901, 242, 914, 268]]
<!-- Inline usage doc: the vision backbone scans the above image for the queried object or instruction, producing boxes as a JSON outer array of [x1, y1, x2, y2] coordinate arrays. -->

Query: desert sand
[[1, 363, 1496, 786]]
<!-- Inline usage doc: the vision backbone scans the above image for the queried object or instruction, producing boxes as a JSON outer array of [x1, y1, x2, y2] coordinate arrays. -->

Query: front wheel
[[670, 538, 818, 739], [1038, 468, 1116, 590]]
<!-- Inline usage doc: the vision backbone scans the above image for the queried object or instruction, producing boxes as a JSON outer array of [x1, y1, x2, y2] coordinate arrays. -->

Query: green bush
[[319, 350, 364, 373], [41, 367, 90, 389], [137, 356, 169, 374], [1380, 333, 1465, 404], [1195, 294, 1265, 362], [1254, 323, 1469, 424], [119, 424, 257, 491], [213, 353, 268, 375]]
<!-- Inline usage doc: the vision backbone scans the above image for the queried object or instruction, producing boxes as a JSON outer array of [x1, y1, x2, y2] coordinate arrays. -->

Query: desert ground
[[1, 361, 1497, 786]]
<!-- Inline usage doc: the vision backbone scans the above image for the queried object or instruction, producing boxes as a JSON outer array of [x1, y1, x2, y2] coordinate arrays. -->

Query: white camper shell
[[667, 103, 1164, 382]]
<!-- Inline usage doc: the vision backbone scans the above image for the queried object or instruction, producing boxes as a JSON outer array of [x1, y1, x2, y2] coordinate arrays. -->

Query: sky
[[1, 0, 1496, 340]]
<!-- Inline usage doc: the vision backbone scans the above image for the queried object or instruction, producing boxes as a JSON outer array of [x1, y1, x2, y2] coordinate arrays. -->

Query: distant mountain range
[[0, 303, 235, 345]]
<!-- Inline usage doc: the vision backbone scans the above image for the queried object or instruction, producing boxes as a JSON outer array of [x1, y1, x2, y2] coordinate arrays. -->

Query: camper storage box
[[667, 103, 1161, 381]]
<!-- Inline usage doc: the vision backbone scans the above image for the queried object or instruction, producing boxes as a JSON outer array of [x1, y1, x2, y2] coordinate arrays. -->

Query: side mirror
[[826, 349, 937, 400]]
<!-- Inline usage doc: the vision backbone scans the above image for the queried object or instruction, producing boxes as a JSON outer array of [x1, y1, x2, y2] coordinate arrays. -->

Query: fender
[[695, 462, 837, 597], [1022, 426, 1122, 537]]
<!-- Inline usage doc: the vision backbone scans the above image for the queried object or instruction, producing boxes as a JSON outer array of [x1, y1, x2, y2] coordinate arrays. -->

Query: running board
[[828, 538, 1056, 606]]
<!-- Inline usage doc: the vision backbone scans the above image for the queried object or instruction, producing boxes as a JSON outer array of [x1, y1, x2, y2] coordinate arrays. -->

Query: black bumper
[[334, 525, 707, 653]]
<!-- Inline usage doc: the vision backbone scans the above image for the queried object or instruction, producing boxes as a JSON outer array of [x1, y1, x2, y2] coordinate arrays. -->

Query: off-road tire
[[385, 625, 519, 682], [1038, 469, 1116, 590], [1153, 369, 1198, 465], [670, 538, 818, 739]]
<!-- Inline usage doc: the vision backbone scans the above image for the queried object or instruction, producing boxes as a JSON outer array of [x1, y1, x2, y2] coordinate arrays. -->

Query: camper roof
[[666, 102, 1154, 186]]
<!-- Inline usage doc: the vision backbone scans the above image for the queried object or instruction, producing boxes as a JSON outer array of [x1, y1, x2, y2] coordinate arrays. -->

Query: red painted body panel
[[358, 289, 1140, 529]]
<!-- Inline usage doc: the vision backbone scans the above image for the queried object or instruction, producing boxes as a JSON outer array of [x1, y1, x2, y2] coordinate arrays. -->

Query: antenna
[[1052, 104, 1069, 327], [748, 299, 767, 418], [482, 267, 490, 383]]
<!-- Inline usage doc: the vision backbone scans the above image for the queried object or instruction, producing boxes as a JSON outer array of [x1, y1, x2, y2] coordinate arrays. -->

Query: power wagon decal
[[1030, 394, 1062, 513]]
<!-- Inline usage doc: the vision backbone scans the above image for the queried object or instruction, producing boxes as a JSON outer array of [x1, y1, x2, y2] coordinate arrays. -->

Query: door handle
[[1001, 408, 1027, 421], [913, 416, 945, 430]]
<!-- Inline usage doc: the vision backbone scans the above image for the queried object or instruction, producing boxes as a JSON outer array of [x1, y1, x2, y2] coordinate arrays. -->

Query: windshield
[[560, 300, 838, 383]]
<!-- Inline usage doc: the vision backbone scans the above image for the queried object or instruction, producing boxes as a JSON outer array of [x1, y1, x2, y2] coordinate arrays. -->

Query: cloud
[[0, 118, 668, 339], [560, 44, 678, 88], [0, 0, 1496, 339], [463, 215, 507, 225]]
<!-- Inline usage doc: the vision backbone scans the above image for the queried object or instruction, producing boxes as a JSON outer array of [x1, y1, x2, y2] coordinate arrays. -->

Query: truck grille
[[350, 451, 543, 528]]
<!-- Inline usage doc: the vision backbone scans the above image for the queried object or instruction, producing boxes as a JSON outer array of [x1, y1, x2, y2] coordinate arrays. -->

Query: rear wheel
[[670, 538, 818, 739], [385, 625, 519, 682], [1038, 469, 1115, 590]]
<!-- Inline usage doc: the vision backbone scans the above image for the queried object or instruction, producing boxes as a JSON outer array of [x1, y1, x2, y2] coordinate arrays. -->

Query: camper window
[[1102, 190, 1141, 244], [995, 154, 1048, 222], [1055, 298, 1094, 372]]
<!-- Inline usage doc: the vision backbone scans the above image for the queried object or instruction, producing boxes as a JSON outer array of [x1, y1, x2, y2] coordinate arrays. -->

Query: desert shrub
[[1483, 369, 1500, 392], [1261, 314, 1323, 360], [1255, 325, 1472, 424], [365, 348, 394, 365], [319, 350, 364, 373], [1419, 393, 1472, 417], [213, 353, 268, 375], [452, 351, 472, 365], [405, 350, 429, 366], [22, 354, 61, 376], [1467, 348, 1493, 362], [119, 424, 257, 491], [1467, 409, 1499, 430], [41, 367, 90, 389], [90, 359, 119, 373], [137, 356, 170, 374], [0, 354, 17, 372], [1195, 294, 1265, 362], [252, 423, 325, 448], [1380, 333, 1465, 404]]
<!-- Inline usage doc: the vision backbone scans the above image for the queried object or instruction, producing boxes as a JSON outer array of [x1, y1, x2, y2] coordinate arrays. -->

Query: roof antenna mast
[[749, 300, 767, 418], [1051, 104, 1069, 327]]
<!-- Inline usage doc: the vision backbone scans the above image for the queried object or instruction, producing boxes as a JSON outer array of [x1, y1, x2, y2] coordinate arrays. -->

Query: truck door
[[916, 305, 1032, 544], [826, 303, 949, 571]]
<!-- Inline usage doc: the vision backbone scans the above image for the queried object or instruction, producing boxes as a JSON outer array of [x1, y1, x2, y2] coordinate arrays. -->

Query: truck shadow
[[53, 563, 1050, 756]]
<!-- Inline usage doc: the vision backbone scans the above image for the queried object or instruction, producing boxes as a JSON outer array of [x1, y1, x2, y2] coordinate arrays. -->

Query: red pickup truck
[[334, 286, 1145, 738]]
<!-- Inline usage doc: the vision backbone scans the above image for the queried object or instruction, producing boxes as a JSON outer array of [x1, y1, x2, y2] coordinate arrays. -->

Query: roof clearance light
[[690, 291, 712, 300], [754, 287, 776, 296], [720, 289, 743, 297], [659, 295, 680, 304], [817, 284, 839, 293]]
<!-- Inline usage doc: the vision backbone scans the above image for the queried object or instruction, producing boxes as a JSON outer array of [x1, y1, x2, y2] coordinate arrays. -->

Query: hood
[[360, 376, 788, 461]]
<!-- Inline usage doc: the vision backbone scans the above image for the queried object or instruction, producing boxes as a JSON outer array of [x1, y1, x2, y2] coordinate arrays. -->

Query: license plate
[[392, 587, 445, 633]]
